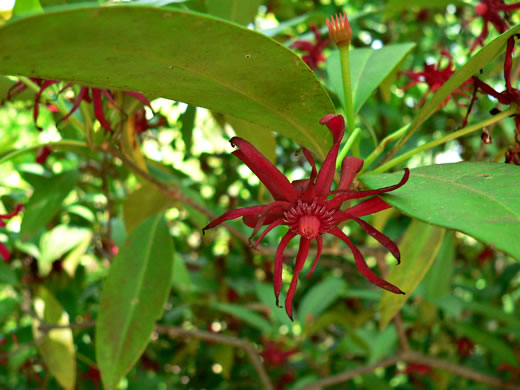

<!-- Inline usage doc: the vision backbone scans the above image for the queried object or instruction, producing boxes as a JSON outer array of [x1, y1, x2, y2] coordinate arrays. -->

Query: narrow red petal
[[336, 197, 390, 221], [337, 157, 364, 192], [314, 114, 345, 196], [274, 231, 296, 307], [250, 201, 290, 238], [328, 168, 409, 209], [92, 89, 113, 132], [203, 206, 265, 233], [34, 80, 58, 130], [231, 137, 299, 201], [285, 237, 311, 320], [58, 87, 88, 124], [243, 213, 281, 228], [0, 242, 10, 263], [346, 214, 401, 263], [253, 219, 284, 248], [504, 36, 515, 92], [290, 41, 315, 53], [305, 235, 323, 279], [102, 89, 123, 113], [331, 227, 404, 294], [0, 204, 24, 220], [125, 91, 152, 108], [302, 148, 317, 182]]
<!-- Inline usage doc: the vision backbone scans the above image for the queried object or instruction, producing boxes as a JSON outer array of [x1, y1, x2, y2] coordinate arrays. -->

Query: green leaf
[[0, 297, 19, 323], [400, 25, 520, 145], [0, 260, 19, 286], [20, 170, 78, 239], [171, 253, 192, 295], [207, 0, 262, 25], [255, 282, 293, 328], [422, 232, 455, 300], [360, 162, 520, 260], [211, 302, 274, 333], [39, 225, 91, 267], [461, 300, 520, 329], [378, 219, 445, 330], [12, 0, 43, 17], [62, 230, 93, 277], [227, 115, 276, 162], [33, 287, 76, 390], [0, 5, 335, 158], [96, 215, 174, 389], [179, 105, 196, 156], [123, 182, 175, 233], [296, 277, 345, 324], [327, 43, 416, 113], [384, 0, 463, 17], [448, 322, 517, 365]]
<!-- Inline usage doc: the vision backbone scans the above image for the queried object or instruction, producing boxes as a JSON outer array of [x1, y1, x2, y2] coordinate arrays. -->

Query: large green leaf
[[207, 0, 262, 25], [398, 25, 520, 146], [33, 287, 76, 390], [96, 215, 174, 389], [227, 115, 276, 162], [0, 5, 335, 157], [360, 163, 520, 260], [378, 220, 445, 330], [327, 43, 416, 113], [20, 170, 78, 239], [296, 277, 345, 324]]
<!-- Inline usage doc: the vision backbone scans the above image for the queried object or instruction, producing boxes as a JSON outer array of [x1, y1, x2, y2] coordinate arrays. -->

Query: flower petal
[[92, 89, 113, 132], [125, 91, 152, 108], [346, 213, 401, 263], [336, 197, 390, 221], [0, 242, 10, 263], [328, 168, 409, 209], [58, 86, 88, 124], [305, 235, 323, 279], [0, 204, 24, 220], [285, 236, 311, 320], [337, 157, 364, 192], [290, 40, 315, 53], [274, 231, 296, 307], [314, 114, 345, 196], [34, 80, 59, 129], [330, 227, 404, 294], [302, 148, 317, 182], [231, 137, 299, 201], [250, 201, 291, 238], [203, 206, 265, 233], [253, 218, 284, 248]]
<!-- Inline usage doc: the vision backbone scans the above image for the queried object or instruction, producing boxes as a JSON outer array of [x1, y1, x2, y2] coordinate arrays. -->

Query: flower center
[[283, 200, 335, 239]]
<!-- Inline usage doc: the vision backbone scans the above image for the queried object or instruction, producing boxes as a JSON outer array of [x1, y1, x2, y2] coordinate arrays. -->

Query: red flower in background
[[290, 25, 330, 71], [456, 337, 475, 357], [0, 204, 24, 262], [134, 108, 167, 134], [473, 36, 520, 164], [402, 50, 472, 108], [470, 0, 520, 52], [261, 340, 297, 366], [203, 114, 409, 320]]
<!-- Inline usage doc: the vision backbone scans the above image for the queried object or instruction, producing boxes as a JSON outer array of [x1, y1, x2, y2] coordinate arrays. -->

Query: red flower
[[35, 146, 53, 165], [203, 114, 409, 319], [290, 25, 330, 71], [0, 204, 24, 262], [402, 50, 472, 108], [456, 337, 475, 357], [470, 0, 520, 52], [134, 108, 167, 133], [261, 340, 297, 366]]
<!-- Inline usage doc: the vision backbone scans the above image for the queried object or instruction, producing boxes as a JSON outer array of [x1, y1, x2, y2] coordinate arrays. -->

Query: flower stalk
[[372, 106, 517, 173]]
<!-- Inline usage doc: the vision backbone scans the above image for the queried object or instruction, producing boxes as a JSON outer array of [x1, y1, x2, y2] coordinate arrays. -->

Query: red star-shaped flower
[[203, 114, 409, 320], [402, 50, 472, 108], [290, 25, 330, 71]]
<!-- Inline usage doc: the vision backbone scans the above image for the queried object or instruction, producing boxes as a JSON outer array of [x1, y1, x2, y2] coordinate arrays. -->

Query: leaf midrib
[[410, 172, 520, 220]]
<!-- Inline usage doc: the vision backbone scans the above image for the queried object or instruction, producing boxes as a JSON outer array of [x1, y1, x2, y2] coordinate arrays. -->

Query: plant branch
[[372, 106, 517, 173]]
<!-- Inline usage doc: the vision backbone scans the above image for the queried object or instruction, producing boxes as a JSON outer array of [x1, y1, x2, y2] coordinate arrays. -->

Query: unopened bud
[[475, 3, 488, 16], [326, 13, 352, 47], [481, 130, 492, 144]]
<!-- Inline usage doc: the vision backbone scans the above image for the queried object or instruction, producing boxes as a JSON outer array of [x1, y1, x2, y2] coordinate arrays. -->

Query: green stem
[[336, 128, 361, 168], [371, 107, 516, 174], [363, 124, 410, 170], [18, 76, 85, 133], [0, 140, 90, 165], [339, 44, 355, 136]]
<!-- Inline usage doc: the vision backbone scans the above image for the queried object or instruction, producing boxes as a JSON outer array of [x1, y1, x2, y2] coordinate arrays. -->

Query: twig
[[155, 325, 274, 390]]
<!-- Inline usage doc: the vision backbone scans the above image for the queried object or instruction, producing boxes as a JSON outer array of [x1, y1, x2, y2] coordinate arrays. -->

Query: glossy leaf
[[207, 0, 262, 25], [212, 302, 274, 333], [400, 25, 520, 145], [96, 215, 174, 389], [327, 43, 416, 113], [0, 5, 335, 157], [227, 115, 276, 162], [361, 162, 520, 260], [123, 182, 175, 233], [179, 105, 196, 156], [32, 287, 76, 390], [12, 0, 43, 17], [378, 219, 445, 330], [20, 170, 78, 239], [296, 277, 345, 324], [422, 232, 455, 300]]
